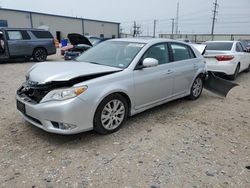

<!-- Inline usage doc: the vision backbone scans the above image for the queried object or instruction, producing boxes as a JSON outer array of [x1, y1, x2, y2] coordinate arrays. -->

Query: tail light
[[215, 55, 234, 61]]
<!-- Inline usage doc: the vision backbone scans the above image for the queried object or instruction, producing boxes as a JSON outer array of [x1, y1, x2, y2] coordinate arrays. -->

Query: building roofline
[[0, 27, 45, 31], [0, 8, 120, 25], [159, 33, 250, 36]]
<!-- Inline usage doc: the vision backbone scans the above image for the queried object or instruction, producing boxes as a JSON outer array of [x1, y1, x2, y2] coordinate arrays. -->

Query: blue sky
[[1, 0, 250, 35]]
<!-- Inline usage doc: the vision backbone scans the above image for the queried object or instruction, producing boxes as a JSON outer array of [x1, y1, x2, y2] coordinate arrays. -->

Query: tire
[[188, 76, 203, 100], [33, 48, 47, 62], [245, 63, 250, 72], [24, 56, 31, 62], [93, 94, 128, 135], [228, 64, 240, 80]]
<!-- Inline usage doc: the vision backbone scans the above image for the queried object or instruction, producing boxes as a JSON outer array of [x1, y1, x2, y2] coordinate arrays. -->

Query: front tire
[[245, 63, 250, 72], [93, 94, 128, 135], [188, 76, 203, 100], [33, 48, 47, 62]]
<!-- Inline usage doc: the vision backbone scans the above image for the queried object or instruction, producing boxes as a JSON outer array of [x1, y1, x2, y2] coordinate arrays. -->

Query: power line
[[211, 0, 219, 40]]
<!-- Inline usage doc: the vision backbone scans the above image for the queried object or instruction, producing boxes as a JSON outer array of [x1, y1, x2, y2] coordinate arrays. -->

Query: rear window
[[205, 42, 233, 51], [31, 31, 53, 39]]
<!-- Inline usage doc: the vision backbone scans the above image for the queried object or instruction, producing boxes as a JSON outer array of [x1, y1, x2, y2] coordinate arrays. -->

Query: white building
[[0, 8, 120, 41]]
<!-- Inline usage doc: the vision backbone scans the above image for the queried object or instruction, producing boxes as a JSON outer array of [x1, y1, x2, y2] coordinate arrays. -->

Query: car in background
[[240, 40, 250, 51], [61, 33, 110, 60], [204, 41, 250, 80], [16, 38, 206, 135], [0, 28, 56, 62]]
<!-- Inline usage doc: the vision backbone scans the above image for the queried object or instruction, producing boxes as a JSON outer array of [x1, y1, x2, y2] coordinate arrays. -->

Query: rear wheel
[[246, 63, 250, 72], [228, 64, 240, 80], [188, 76, 203, 100], [93, 94, 128, 134], [33, 48, 47, 62]]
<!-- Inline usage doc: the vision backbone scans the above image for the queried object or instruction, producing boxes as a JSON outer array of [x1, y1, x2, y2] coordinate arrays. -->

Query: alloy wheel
[[101, 99, 125, 130], [192, 77, 203, 97]]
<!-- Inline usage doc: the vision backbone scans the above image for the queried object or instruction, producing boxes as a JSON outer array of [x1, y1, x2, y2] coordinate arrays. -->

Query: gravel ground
[[0, 54, 249, 188]]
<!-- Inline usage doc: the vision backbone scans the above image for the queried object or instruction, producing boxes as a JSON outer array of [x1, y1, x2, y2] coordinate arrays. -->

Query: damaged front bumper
[[16, 94, 94, 134]]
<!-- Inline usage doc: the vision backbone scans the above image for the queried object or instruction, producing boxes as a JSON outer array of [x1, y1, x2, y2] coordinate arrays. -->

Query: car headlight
[[40, 86, 87, 103]]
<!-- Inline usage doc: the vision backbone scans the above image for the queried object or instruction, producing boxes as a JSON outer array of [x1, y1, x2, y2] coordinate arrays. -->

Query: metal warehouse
[[0, 8, 120, 41]]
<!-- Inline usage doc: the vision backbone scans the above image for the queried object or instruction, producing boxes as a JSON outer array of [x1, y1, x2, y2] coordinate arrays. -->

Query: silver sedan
[[16, 38, 206, 134]]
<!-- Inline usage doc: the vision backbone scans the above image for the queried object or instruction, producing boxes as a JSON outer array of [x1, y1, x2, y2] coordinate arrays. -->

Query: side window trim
[[236, 43, 243, 52], [134, 42, 170, 70], [239, 42, 246, 52]]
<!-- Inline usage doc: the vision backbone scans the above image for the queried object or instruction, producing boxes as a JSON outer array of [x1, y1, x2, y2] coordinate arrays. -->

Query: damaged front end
[[204, 71, 238, 97], [17, 71, 120, 104]]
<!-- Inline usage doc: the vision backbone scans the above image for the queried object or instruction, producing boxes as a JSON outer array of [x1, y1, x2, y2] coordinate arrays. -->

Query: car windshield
[[75, 41, 145, 68], [205, 42, 233, 51]]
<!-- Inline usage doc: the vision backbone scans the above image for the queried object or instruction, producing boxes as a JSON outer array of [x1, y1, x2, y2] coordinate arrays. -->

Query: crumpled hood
[[27, 62, 122, 84]]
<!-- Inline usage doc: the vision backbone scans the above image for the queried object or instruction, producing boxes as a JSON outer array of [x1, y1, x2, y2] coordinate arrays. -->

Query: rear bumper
[[206, 62, 237, 75]]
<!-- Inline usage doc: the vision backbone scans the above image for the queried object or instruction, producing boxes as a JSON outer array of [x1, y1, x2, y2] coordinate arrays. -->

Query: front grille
[[17, 83, 50, 104]]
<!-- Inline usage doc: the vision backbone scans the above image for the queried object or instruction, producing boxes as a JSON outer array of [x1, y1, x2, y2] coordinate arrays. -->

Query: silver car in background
[[16, 38, 206, 135]]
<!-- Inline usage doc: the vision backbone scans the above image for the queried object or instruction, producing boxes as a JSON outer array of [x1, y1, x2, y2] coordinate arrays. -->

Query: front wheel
[[33, 48, 47, 62], [188, 76, 203, 100], [93, 94, 128, 134]]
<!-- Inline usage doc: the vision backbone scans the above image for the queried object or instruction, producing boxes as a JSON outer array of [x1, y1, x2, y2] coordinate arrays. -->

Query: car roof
[[205, 41, 236, 43], [110, 38, 176, 44]]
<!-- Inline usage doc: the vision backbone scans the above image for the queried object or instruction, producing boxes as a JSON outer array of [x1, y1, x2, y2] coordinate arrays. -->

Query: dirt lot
[[0, 55, 249, 188]]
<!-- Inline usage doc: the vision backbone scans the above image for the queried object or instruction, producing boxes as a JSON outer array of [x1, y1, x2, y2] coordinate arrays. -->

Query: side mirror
[[142, 58, 159, 68]]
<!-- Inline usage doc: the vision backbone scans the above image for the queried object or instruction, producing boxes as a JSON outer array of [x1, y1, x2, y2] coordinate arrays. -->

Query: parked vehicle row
[[0, 28, 56, 62]]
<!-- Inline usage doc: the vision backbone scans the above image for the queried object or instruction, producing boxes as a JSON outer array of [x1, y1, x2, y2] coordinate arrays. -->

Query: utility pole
[[133, 21, 141, 37], [175, 2, 179, 35], [153, 19, 157, 38], [171, 18, 175, 39], [211, 0, 219, 40], [133, 21, 137, 37]]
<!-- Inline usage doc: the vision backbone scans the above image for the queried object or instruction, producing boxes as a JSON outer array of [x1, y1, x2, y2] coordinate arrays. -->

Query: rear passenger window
[[170, 43, 193, 61], [142, 44, 170, 65], [7, 31, 23, 40], [31, 31, 53, 39], [21, 31, 31, 40]]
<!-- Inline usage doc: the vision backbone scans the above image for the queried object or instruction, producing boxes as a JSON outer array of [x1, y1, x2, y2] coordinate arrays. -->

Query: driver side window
[[142, 44, 170, 65]]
